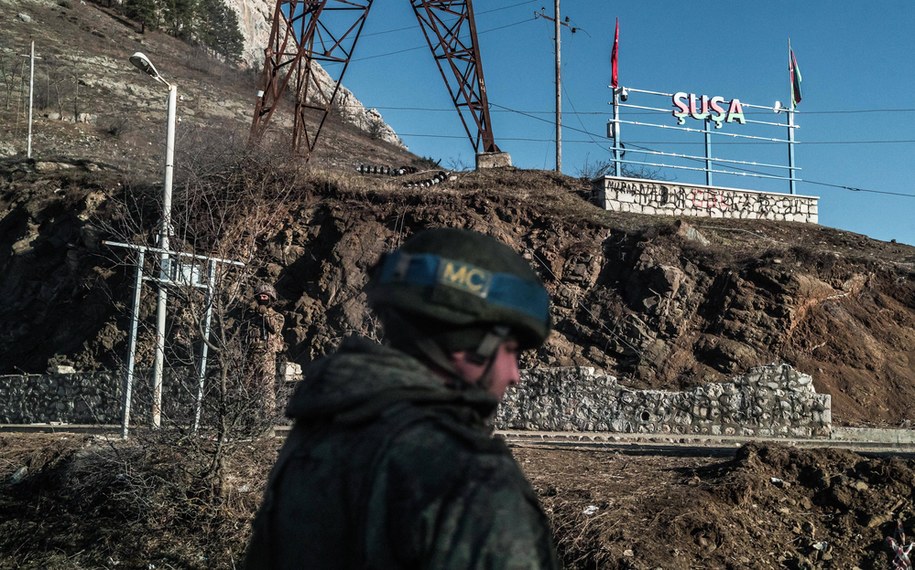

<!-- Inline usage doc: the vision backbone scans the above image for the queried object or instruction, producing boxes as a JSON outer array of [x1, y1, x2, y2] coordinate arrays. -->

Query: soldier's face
[[450, 340, 521, 400]]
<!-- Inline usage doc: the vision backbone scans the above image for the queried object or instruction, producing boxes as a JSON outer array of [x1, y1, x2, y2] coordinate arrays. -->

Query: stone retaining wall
[[593, 176, 818, 223], [0, 370, 194, 425], [2, 363, 831, 438], [496, 363, 832, 438]]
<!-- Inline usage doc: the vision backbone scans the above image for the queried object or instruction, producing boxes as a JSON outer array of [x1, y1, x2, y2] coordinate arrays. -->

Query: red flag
[[610, 18, 619, 88], [789, 47, 803, 107]]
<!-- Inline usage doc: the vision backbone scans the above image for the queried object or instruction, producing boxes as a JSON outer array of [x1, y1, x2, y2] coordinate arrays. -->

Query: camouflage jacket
[[244, 304, 285, 354], [244, 337, 560, 570]]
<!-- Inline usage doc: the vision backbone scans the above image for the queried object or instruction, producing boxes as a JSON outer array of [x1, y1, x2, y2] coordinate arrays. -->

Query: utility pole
[[19, 40, 39, 158], [27, 40, 34, 159], [535, 4, 576, 173], [129, 52, 177, 428], [554, 0, 560, 173]]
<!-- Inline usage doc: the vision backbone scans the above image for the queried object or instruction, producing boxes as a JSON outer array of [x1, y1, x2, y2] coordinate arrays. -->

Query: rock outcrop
[[224, 0, 404, 147]]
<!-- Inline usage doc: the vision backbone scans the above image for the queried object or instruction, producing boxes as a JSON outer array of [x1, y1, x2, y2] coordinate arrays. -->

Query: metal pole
[[27, 40, 34, 159], [121, 249, 146, 440], [193, 260, 217, 434], [612, 89, 621, 177], [151, 83, 177, 428], [163, 83, 177, 241], [787, 108, 796, 195], [704, 118, 713, 186], [554, 0, 561, 172]]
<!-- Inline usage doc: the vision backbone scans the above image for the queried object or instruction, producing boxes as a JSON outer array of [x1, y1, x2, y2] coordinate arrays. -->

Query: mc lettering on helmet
[[438, 260, 492, 296]]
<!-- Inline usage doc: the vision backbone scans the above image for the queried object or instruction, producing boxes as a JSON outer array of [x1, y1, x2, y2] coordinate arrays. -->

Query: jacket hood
[[285, 336, 499, 421]]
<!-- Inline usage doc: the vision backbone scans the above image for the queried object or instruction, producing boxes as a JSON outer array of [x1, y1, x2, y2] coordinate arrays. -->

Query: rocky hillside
[[1, 0, 914, 429], [0, 0, 400, 162], [2, 155, 914, 427], [221, 0, 402, 144]]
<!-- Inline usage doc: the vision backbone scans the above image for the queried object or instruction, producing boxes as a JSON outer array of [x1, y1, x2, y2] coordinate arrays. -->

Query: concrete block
[[475, 151, 512, 169]]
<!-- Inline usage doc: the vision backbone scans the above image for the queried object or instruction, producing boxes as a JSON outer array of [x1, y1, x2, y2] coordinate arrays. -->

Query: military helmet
[[255, 282, 277, 301], [366, 228, 551, 351]]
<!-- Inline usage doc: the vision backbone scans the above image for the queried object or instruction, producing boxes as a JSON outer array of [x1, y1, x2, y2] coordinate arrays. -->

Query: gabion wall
[[497, 362, 832, 438], [0, 372, 120, 424], [0, 371, 194, 425], [0, 369, 295, 427], [2, 363, 831, 438]]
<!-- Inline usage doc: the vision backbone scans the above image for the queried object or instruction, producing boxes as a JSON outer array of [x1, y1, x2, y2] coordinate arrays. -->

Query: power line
[[363, 102, 915, 118], [353, 102, 915, 155], [354, 104, 915, 145], [627, 140, 915, 199], [491, 103, 915, 147], [353, 17, 535, 62], [801, 179, 915, 199], [396, 138, 915, 199], [478, 0, 541, 16], [399, 103, 915, 200], [607, 139, 915, 146], [562, 81, 603, 148], [360, 1, 539, 38]]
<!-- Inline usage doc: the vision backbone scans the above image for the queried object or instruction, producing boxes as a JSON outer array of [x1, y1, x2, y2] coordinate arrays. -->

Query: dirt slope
[[3, 158, 914, 427], [518, 442, 915, 569]]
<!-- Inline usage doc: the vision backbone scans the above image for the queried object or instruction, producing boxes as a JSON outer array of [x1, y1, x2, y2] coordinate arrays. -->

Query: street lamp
[[129, 51, 177, 428]]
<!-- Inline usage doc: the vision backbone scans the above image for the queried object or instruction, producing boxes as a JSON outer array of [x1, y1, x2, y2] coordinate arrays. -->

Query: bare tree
[[99, 125, 301, 494]]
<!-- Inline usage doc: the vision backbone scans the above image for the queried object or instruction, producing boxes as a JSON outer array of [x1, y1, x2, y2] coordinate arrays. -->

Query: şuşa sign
[[672, 92, 746, 128]]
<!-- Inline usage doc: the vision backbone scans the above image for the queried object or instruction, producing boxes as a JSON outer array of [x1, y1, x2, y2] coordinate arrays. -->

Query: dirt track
[[4, 432, 915, 568]]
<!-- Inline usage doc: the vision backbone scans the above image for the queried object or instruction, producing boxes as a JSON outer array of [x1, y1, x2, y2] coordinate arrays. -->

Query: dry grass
[[0, 432, 277, 569]]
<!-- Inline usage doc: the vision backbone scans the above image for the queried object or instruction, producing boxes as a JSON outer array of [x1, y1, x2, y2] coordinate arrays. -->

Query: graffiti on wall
[[612, 181, 814, 220]]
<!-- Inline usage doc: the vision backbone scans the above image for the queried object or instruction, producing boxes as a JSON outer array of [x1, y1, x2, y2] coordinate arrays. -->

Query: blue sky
[[333, 1, 915, 246]]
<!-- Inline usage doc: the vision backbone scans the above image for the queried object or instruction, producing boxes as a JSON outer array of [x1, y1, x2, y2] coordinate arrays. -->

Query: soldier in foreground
[[244, 227, 559, 569]]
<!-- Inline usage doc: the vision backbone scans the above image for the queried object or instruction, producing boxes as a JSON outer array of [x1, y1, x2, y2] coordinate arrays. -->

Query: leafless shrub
[[93, 125, 302, 512], [102, 116, 132, 138], [0, 53, 26, 111], [17, 434, 276, 566], [576, 154, 665, 182]]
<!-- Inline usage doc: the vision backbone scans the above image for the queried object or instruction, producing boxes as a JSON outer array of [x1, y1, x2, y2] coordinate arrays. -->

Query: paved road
[[4, 424, 915, 459], [499, 429, 915, 459]]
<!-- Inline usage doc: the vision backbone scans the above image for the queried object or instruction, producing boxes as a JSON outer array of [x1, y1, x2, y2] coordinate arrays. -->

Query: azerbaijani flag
[[790, 43, 803, 108], [610, 18, 619, 88]]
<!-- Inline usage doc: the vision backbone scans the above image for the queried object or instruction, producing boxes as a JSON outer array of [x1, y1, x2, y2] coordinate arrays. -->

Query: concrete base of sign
[[593, 176, 819, 224], [476, 151, 512, 169]]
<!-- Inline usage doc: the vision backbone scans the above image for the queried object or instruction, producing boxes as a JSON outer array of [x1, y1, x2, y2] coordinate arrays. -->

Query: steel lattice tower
[[250, 0, 500, 157]]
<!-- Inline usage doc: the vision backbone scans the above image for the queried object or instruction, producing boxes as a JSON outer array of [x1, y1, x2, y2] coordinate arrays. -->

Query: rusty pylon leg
[[250, 0, 374, 156], [251, 0, 502, 158], [410, 0, 500, 153]]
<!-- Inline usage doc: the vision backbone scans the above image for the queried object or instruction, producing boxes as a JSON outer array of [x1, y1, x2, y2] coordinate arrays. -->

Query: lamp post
[[129, 52, 176, 428], [27, 40, 35, 158]]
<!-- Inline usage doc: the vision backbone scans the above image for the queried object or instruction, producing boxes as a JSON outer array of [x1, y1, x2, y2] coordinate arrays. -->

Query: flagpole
[[788, 106, 796, 195], [788, 38, 797, 195], [554, 0, 561, 173], [611, 18, 621, 177], [612, 88, 621, 176]]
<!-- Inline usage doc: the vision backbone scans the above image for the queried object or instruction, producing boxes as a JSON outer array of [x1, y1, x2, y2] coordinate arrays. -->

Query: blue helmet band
[[375, 251, 550, 325]]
